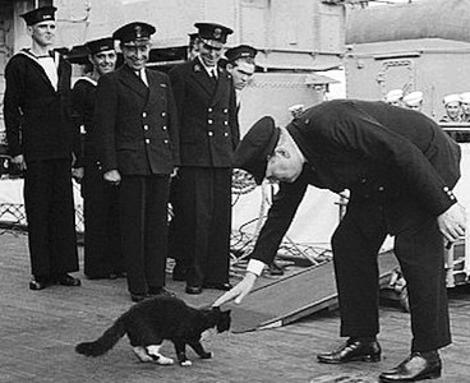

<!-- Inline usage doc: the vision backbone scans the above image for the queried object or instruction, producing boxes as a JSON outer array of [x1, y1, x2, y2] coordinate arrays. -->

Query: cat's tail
[[75, 317, 126, 357]]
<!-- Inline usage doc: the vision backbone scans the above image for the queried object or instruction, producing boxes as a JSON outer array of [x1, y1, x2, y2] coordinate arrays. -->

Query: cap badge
[[213, 27, 222, 39], [135, 25, 142, 38]]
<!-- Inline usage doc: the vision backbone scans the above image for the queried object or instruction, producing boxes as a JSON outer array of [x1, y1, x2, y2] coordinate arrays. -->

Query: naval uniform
[[3, 49, 78, 279], [71, 77, 124, 278], [249, 100, 460, 352], [94, 64, 179, 295], [169, 56, 239, 287]]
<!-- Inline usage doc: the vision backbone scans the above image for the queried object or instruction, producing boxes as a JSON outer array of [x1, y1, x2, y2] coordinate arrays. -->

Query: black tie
[[210, 69, 217, 84]]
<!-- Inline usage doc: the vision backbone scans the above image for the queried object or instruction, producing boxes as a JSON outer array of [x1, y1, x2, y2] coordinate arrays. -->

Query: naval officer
[[215, 99, 465, 383]]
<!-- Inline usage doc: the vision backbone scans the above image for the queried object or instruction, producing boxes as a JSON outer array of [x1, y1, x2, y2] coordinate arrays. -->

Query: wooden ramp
[[228, 251, 398, 333]]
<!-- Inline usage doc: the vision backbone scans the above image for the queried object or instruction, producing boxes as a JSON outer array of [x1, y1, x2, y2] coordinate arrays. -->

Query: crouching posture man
[[214, 99, 466, 382]]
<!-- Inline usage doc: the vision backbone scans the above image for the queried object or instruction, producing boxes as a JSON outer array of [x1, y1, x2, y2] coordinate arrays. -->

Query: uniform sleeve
[[71, 82, 87, 168], [3, 58, 24, 158], [228, 81, 240, 150], [94, 75, 118, 172], [168, 66, 186, 128], [164, 74, 180, 166], [250, 177, 308, 264], [330, 106, 458, 216]]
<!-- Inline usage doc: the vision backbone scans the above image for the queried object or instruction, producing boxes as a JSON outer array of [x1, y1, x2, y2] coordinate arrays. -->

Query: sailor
[[70, 37, 125, 280], [403, 91, 424, 112], [459, 92, 470, 122], [384, 89, 404, 107], [3, 6, 80, 290], [439, 94, 462, 123], [223, 44, 257, 104]]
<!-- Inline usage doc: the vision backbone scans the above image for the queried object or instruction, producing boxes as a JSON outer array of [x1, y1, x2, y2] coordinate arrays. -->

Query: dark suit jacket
[[94, 65, 179, 175], [250, 99, 461, 264], [3, 49, 73, 161], [168, 57, 239, 167]]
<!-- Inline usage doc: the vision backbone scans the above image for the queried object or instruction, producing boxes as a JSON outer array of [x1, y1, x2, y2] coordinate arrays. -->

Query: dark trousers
[[176, 167, 232, 286], [82, 161, 123, 278], [331, 198, 450, 352], [24, 159, 78, 278], [168, 175, 185, 264], [119, 174, 170, 294]]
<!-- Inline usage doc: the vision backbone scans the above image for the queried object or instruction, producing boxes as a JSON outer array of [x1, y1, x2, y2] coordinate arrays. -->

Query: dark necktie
[[210, 69, 217, 84]]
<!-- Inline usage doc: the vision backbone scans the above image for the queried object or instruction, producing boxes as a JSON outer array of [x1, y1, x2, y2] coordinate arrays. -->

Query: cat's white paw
[[156, 355, 174, 365], [133, 347, 154, 362], [180, 360, 192, 367]]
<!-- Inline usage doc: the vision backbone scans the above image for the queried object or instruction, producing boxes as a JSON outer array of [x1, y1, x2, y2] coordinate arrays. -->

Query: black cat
[[75, 296, 231, 366]]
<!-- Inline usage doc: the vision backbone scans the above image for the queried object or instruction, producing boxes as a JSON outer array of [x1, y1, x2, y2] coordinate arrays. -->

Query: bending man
[[214, 99, 465, 383]]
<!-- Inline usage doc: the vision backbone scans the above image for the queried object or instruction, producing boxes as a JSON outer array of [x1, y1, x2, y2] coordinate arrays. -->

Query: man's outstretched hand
[[437, 203, 466, 244], [212, 272, 257, 307]]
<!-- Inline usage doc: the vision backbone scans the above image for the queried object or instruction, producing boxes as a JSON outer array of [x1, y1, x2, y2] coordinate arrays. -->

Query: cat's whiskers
[[201, 328, 216, 342]]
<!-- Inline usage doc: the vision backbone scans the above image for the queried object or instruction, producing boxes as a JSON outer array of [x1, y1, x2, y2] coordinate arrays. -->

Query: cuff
[[247, 259, 266, 277]]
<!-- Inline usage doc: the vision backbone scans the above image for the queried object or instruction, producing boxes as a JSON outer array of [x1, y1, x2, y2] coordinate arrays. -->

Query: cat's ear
[[222, 309, 231, 316], [211, 306, 221, 311]]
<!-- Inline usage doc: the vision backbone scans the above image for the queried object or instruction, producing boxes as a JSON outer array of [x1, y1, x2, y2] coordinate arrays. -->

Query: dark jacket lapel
[[118, 65, 149, 99], [210, 67, 229, 107], [145, 69, 164, 107], [190, 57, 216, 98]]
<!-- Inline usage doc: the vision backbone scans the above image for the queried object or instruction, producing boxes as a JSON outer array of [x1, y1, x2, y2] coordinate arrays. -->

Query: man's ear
[[226, 63, 234, 74], [274, 147, 291, 159], [26, 26, 33, 37]]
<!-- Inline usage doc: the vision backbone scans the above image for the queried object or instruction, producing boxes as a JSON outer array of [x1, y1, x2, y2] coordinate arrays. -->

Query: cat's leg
[[146, 344, 174, 365], [173, 340, 192, 366], [133, 346, 154, 362], [189, 340, 212, 359]]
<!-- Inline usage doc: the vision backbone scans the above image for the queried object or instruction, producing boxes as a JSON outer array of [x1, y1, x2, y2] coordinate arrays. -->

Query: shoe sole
[[379, 370, 441, 382], [318, 354, 381, 364]]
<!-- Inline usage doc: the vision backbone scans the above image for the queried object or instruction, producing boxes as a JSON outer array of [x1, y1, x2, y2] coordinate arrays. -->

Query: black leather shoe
[[130, 293, 150, 303], [268, 261, 284, 276], [29, 276, 51, 291], [379, 352, 442, 382], [317, 338, 381, 364], [185, 285, 203, 294], [149, 286, 176, 297], [55, 274, 81, 286], [203, 282, 233, 291]]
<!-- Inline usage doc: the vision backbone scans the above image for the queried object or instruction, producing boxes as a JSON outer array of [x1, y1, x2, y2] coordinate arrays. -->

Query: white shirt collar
[[197, 56, 218, 78]]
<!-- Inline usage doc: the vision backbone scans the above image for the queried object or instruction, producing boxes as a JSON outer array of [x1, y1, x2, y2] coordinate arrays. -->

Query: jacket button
[[223, 108, 228, 113], [378, 186, 384, 192], [208, 131, 213, 136], [142, 112, 147, 118], [162, 126, 167, 131], [208, 119, 213, 124], [164, 139, 169, 144], [361, 178, 367, 184], [224, 121, 228, 126], [145, 139, 150, 144], [224, 132, 229, 137], [161, 111, 166, 117], [143, 125, 149, 131], [208, 108, 213, 112]]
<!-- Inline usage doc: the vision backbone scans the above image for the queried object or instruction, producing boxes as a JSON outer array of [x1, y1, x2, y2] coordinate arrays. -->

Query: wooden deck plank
[[0, 231, 469, 382]]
